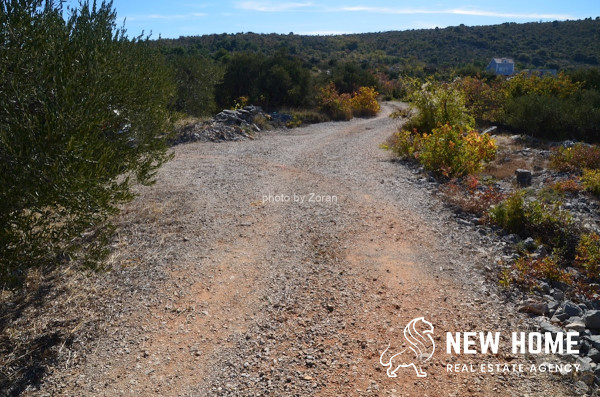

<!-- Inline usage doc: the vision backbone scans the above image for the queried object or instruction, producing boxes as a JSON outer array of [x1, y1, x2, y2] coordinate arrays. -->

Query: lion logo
[[380, 317, 435, 378]]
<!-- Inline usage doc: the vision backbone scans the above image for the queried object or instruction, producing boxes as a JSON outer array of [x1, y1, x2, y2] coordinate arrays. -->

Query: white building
[[486, 58, 515, 76]]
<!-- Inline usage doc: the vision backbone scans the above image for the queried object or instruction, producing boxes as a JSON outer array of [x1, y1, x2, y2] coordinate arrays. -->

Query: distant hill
[[157, 18, 600, 74]]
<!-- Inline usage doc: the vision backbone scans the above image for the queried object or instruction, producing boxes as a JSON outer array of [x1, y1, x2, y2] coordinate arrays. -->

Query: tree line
[[159, 17, 600, 77]]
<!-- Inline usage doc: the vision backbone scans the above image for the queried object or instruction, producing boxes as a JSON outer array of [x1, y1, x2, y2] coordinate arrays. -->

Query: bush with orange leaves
[[387, 123, 497, 178], [317, 82, 352, 120], [317, 82, 380, 120]]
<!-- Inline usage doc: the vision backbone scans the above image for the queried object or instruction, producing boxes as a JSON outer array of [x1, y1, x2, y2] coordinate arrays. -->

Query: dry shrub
[[441, 176, 505, 217], [550, 178, 582, 194], [550, 144, 600, 173]]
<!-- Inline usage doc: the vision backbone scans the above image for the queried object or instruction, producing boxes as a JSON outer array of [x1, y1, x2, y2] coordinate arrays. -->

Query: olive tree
[[0, 0, 175, 285]]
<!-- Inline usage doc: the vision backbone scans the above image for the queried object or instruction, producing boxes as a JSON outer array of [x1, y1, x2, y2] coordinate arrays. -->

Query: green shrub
[[550, 144, 600, 173], [501, 94, 571, 140], [582, 169, 600, 195], [385, 129, 421, 158], [216, 49, 313, 109], [0, 0, 174, 286], [490, 192, 579, 261], [405, 80, 475, 133], [525, 200, 578, 258], [489, 191, 526, 234], [498, 73, 600, 141], [575, 233, 600, 281], [168, 54, 223, 117], [328, 60, 379, 94], [387, 124, 496, 178]]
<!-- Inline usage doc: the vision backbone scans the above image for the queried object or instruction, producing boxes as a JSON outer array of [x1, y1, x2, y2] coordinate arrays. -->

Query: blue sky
[[66, 1, 600, 38]]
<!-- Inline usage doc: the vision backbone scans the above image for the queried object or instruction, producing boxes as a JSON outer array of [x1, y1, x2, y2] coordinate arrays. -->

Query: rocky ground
[[171, 106, 290, 144], [1, 102, 591, 396], [432, 131, 600, 388]]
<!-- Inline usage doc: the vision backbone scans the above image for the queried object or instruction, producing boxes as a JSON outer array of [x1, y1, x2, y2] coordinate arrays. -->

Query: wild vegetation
[[317, 83, 380, 120], [378, 63, 600, 299], [383, 79, 497, 178], [0, 0, 174, 286], [158, 18, 600, 76], [159, 18, 600, 118]]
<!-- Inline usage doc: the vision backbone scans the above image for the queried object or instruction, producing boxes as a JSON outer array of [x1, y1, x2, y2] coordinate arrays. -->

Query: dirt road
[[32, 103, 578, 396]]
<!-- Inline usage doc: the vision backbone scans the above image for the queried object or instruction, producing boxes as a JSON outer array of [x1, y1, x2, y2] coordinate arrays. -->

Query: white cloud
[[299, 30, 351, 35], [338, 6, 572, 20], [235, 1, 314, 12], [448, 8, 572, 19], [128, 13, 206, 21]]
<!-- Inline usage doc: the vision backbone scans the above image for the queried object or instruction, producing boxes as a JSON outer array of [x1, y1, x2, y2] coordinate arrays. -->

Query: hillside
[[158, 18, 600, 74]]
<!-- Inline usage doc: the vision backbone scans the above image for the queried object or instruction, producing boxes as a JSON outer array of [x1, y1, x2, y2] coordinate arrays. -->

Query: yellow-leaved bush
[[387, 124, 497, 178], [317, 82, 380, 120], [350, 86, 381, 117]]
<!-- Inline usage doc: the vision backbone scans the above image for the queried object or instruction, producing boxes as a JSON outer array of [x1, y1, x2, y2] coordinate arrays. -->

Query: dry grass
[[483, 156, 533, 179], [0, 263, 105, 394], [173, 114, 210, 129], [0, 181, 193, 394], [481, 134, 548, 180]]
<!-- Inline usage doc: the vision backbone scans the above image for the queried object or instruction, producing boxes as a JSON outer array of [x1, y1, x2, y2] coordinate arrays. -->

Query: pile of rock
[[515, 296, 600, 387], [214, 105, 264, 126], [172, 106, 268, 145]]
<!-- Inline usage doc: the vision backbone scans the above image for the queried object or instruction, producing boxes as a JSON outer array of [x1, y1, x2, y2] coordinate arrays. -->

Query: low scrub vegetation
[[548, 178, 583, 195], [582, 169, 600, 196], [498, 73, 597, 140], [384, 81, 496, 178], [509, 256, 570, 287], [317, 82, 380, 121], [286, 110, 330, 127], [404, 80, 475, 133], [490, 193, 578, 257], [441, 176, 504, 217], [452, 72, 600, 142], [317, 82, 353, 120], [488, 188, 600, 297], [382, 69, 600, 298], [350, 87, 381, 117], [550, 144, 600, 173], [576, 233, 600, 282], [388, 124, 496, 178]]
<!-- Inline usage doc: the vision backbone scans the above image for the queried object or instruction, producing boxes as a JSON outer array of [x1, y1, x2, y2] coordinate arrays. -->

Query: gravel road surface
[[21, 103, 580, 396]]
